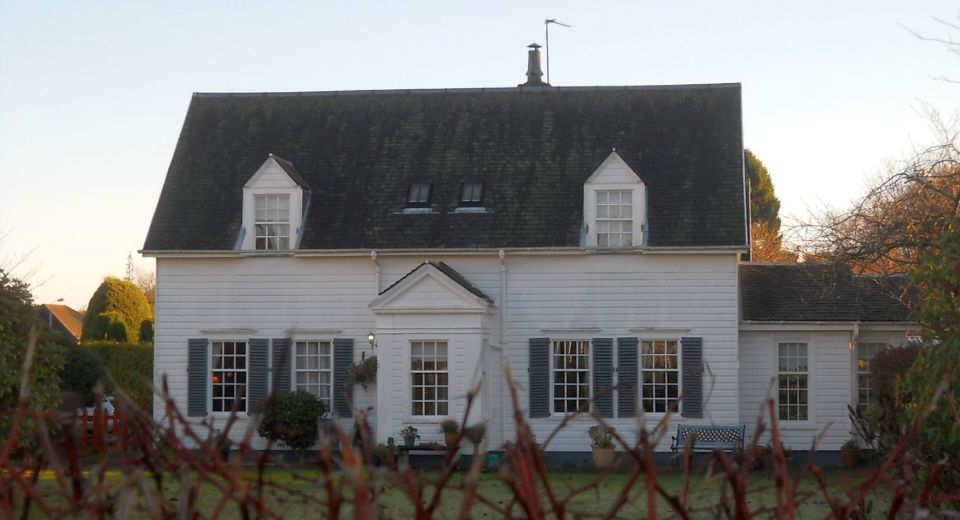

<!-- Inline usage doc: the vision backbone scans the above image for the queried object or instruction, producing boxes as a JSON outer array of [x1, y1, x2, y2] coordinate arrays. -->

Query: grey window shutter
[[681, 337, 704, 418], [528, 337, 550, 418], [271, 338, 292, 393], [592, 338, 614, 418], [248, 338, 270, 410], [617, 337, 639, 418], [187, 338, 208, 417], [333, 338, 354, 418]]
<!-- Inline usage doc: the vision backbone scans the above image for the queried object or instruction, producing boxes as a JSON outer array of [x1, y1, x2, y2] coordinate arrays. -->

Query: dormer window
[[582, 150, 646, 248], [596, 190, 633, 247], [407, 183, 432, 207], [254, 194, 290, 250], [459, 182, 485, 207], [240, 154, 309, 251]]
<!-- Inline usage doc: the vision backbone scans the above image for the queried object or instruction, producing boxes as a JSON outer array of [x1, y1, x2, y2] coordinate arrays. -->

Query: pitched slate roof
[[739, 263, 911, 322], [143, 84, 746, 251], [379, 261, 493, 303]]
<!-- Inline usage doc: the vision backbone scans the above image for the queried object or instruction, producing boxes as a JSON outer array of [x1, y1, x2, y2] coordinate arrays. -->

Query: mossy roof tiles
[[739, 263, 911, 322], [144, 84, 747, 251]]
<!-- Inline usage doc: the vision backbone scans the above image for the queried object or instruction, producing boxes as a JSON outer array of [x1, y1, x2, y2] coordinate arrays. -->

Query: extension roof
[[739, 263, 912, 322], [143, 84, 746, 252]]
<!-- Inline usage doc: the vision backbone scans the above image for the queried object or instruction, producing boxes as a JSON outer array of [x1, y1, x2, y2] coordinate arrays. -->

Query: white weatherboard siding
[[153, 256, 379, 448], [738, 329, 909, 451], [504, 253, 740, 452], [154, 252, 740, 452]]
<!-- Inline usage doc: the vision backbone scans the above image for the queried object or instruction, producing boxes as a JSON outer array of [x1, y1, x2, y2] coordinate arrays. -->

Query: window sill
[[453, 207, 490, 214], [398, 208, 436, 215], [404, 416, 454, 424], [776, 420, 817, 430], [208, 412, 250, 419]]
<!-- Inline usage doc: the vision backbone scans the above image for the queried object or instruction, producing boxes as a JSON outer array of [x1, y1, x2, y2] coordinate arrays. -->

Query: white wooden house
[[142, 47, 912, 457]]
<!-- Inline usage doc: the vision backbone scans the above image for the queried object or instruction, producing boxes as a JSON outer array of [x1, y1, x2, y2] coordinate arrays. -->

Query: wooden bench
[[671, 424, 745, 464]]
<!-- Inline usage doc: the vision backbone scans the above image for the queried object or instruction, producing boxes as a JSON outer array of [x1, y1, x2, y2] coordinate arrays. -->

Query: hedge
[[84, 343, 153, 412]]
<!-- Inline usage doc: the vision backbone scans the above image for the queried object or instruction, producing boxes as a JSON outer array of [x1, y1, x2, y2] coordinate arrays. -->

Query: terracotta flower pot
[[841, 447, 860, 468], [592, 446, 615, 469], [444, 432, 459, 450]]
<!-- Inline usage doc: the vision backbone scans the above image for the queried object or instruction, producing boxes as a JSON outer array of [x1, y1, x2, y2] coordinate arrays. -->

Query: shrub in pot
[[841, 438, 861, 468], [588, 424, 616, 469], [466, 423, 487, 453], [400, 425, 420, 449], [440, 419, 460, 449], [254, 391, 325, 456], [373, 441, 397, 467]]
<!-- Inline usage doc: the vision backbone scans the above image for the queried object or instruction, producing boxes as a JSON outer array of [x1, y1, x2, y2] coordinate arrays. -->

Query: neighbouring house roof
[[379, 261, 493, 303], [41, 304, 83, 341], [739, 263, 912, 322], [143, 84, 746, 251]]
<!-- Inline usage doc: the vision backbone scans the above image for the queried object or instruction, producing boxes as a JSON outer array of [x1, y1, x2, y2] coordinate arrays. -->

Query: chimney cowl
[[519, 43, 550, 87]]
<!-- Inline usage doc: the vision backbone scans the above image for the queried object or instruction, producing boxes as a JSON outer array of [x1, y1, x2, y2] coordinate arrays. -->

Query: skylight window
[[407, 183, 432, 207], [459, 182, 485, 207]]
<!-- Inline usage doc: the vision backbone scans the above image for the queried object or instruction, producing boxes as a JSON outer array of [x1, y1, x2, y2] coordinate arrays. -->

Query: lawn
[[23, 466, 895, 518]]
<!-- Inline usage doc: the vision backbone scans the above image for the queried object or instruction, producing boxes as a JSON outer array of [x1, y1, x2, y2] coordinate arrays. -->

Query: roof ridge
[[192, 83, 742, 99]]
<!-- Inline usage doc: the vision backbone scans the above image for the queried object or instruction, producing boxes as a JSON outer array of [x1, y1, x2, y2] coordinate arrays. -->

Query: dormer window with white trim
[[583, 151, 646, 248], [240, 154, 309, 251], [254, 194, 290, 250]]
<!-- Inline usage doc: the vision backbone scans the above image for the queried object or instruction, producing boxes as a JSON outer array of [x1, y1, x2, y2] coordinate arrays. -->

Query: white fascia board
[[142, 245, 746, 258], [369, 264, 492, 312]]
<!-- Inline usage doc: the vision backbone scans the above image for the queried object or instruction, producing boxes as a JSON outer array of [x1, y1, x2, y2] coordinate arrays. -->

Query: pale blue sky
[[1, 1, 957, 308]]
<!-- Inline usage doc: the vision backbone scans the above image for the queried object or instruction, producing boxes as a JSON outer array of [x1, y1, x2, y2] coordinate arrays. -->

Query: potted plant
[[373, 441, 397, 467], [440, 419, 460, 449], [400, 425, 420, 449], [841, 438, 861, 468], [348, 355, 378, 390], [588, 425, 616, 469], [780, 443, 794, 467], [465, 423, 487, 453]]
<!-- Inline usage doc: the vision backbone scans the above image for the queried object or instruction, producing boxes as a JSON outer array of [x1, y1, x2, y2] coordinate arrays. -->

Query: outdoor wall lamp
[[367, 331, 377, 349]]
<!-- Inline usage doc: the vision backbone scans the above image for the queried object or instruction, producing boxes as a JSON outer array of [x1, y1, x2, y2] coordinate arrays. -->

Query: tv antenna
[[544, 19, 571, 84]]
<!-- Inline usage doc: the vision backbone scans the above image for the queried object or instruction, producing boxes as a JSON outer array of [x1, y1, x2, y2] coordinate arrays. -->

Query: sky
[[1, 1, 957, 309]]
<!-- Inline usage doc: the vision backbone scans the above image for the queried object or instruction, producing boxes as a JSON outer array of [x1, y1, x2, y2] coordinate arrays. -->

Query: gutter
[[140, 245, 748, 258]]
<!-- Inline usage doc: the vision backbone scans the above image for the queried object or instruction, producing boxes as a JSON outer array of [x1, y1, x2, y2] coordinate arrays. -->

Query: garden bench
[[671, 424, 745, 464]]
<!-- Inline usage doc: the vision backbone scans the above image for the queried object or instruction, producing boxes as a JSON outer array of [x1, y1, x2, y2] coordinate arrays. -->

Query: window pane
[[410, 340, 448, 415]]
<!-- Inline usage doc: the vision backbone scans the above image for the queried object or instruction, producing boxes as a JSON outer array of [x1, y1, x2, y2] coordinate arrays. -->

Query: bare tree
[[135, 269, 156, 308], [797, 116, 960, 276], [904, 13, 960, 84]]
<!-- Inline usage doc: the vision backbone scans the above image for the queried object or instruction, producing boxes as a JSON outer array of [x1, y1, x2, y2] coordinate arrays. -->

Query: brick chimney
[[519, 43, 550, 87]]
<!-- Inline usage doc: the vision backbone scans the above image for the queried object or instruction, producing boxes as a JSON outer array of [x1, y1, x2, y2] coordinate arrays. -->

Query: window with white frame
[[596, 190, 633, 247], [777, 342, 809, 421], [856, 343, 888, 413], [552, 340, 590, 413], [295, 340, 333, 413], [211, 341, 247, 413], [411, 341, 448, 416], [254, 194, 290, 250], [641, 340, 680, 413]]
